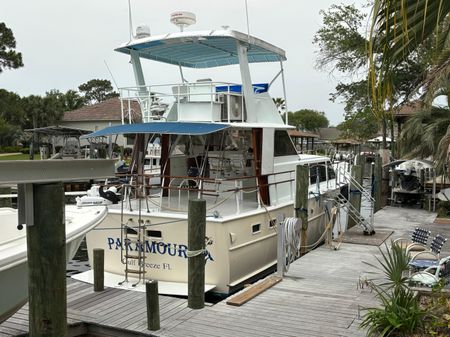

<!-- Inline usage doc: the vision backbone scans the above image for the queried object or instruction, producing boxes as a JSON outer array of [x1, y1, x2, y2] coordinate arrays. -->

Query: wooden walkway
[[1, 206, 445, 337]]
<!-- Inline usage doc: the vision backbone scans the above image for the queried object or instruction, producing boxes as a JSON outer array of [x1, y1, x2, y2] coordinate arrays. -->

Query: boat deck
[[1, 206, 445, 337]]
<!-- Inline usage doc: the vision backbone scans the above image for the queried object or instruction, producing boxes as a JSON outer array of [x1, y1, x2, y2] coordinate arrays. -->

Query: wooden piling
[[188, 199, 206, 309], [93, 248, 104, 292], [295, 165, 309, 256], [374, 156, 382, 212], [27, 182, 67, 337], [347, 165, 363, 229], [146, 280, 160, 331]]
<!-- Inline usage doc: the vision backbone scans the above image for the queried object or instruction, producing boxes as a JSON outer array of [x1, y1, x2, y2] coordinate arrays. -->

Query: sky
[[1, 0, 368, 126]]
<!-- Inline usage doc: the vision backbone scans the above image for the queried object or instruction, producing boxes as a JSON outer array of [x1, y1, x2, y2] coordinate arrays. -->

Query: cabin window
[[126, 227, 138, 235], [274, 130, 297, 156], [252, 223, 261, 234], [146, 230, 162, 238], [327, 164, 336, 180], [269, 219, 276, 228], [309, 164, 327, 184]]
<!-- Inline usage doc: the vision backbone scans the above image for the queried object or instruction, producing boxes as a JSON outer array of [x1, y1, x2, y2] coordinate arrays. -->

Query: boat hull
[[0, 206, 107, 323], [85, 195, 330, 295]]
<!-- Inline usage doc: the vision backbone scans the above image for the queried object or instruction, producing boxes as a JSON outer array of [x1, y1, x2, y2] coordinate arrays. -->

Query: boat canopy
[[115, 30, 286, 68], [81, 122, 231, 139]]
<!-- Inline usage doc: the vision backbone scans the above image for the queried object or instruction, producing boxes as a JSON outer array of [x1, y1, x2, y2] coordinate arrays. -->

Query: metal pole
[[280, 61, 288, 125]]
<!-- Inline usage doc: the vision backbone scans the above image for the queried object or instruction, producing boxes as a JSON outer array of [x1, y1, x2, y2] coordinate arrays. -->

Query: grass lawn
[[0, 154, 40, 160]]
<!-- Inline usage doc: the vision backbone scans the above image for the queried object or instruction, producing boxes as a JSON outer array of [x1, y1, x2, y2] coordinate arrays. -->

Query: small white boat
[[0, 205, 107, 323]]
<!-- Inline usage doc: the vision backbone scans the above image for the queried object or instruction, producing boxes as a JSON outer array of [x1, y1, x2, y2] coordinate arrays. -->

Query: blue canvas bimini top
[[81, 122, 230, 139]]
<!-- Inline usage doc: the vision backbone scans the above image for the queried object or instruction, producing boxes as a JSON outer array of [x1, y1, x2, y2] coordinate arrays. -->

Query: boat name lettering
[[106, 237, 214, 261]]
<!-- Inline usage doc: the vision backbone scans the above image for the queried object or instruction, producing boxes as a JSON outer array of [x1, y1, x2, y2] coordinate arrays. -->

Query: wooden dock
[[1, 206, 445, 337]]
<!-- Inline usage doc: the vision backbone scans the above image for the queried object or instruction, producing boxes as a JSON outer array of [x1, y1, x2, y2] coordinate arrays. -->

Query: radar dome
[[170, 11, 196, 31], [136, 25, 151, 39]]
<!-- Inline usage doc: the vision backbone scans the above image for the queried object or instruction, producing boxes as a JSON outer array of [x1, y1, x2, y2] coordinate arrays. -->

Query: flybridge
[[115, 29, 287, 68]]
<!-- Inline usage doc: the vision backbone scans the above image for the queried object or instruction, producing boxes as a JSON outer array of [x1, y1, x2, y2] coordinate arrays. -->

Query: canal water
[[66, 238, 90, 277]]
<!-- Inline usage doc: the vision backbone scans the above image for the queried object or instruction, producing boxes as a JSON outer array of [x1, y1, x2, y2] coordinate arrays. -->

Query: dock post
[[277, 215, 286, 277], [93, 248, 104, 292], [295, 165, 309, 256], [27, 182, 67, 337], [188, 199, 206, 309], [347, 165, 363, 229], [374, 156, 382, 212], [146, 280, 160, 331], [391, 168, 398, 205]]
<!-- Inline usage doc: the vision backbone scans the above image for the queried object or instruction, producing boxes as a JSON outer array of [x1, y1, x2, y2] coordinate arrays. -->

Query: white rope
[[186, 249, 207, 258], [284, 217, 300, 271]]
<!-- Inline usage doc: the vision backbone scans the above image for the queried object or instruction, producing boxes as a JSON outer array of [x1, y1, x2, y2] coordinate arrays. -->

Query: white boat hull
[[85, 195, 330, 295], [0, 206, 107, 323]]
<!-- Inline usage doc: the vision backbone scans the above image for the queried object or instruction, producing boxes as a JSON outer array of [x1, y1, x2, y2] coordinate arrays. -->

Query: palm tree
[[369, 0, 450, 157], [272, 97, 286, 115]]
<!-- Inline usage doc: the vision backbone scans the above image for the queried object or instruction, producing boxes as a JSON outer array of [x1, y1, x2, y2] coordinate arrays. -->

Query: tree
[[369, 0, 450, 168], [313, 4, 367, 74], [78, 79, 119, 105], [0, 89, 25, 125], [288, 109, 329, 131], [314, 3, 433, 149], [272, 97, 286, 115], [0, 22, 23, 73]]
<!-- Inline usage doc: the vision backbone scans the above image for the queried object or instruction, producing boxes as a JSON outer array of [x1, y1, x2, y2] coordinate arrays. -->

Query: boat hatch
[[115, 30, 286, 68], [81, 122, 231, 139]]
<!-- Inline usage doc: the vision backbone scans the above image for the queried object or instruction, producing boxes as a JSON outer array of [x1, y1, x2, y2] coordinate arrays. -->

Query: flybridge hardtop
[[115, 29, 287, 68], [81, 122, 230, 139]]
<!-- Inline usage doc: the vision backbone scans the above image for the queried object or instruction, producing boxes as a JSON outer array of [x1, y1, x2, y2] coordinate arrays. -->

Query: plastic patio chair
[[392, 227, 431, 251], [409, 255, 450, 287], [408, 234, 447, 271]]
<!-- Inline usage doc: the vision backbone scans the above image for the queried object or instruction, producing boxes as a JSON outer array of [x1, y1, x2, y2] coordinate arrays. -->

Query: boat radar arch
[[135, 25, 151, 39], [170, 11, 196, 32]]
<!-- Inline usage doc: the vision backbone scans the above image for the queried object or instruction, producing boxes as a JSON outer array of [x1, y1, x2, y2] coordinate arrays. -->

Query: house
[[60, 98, 141, 146]]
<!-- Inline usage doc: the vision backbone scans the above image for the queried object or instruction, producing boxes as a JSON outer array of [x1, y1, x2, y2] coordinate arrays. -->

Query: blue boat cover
[[216, 83, 269, 94], [81, 122, 230, 139]]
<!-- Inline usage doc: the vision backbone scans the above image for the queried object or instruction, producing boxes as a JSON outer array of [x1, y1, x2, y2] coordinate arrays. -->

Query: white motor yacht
[[77, 15, 348, 296]]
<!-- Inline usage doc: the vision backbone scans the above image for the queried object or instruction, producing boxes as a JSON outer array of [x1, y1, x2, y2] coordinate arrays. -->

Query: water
[[66, 238, 90, 277]]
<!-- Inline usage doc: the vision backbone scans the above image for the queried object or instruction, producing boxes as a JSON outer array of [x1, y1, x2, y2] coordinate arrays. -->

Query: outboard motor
[[99, 186, 120, 204]]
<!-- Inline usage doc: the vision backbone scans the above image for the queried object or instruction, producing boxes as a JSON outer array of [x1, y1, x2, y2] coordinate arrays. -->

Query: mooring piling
[[188, 198, 206, 309]]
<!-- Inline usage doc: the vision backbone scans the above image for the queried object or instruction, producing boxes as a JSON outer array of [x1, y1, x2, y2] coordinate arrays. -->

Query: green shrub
[[360, 243, 426, 336], [0, 145, 23, 153]]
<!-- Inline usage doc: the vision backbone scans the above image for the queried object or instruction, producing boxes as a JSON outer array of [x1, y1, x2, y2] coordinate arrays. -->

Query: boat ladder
[[119, 209, 147, 287], [335, 166, 375, 235]]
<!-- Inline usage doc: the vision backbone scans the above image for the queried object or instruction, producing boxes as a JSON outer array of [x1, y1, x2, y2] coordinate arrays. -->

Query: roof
[[24, 126, 91, 137], [395, 101, 423, 118], [288, 130, 319, 138], [62, 98, 141, 122], [317, 127, 341, 141], [116, 30, 286, 68], [331, 139, 361, 145], [81, 122, 230, 139]]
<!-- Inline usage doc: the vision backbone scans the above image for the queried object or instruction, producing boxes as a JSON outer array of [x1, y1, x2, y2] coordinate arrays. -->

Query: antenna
[[128, 0, 134, 40], [245, 0, 250, 39], [104, 60, 119, 91]]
